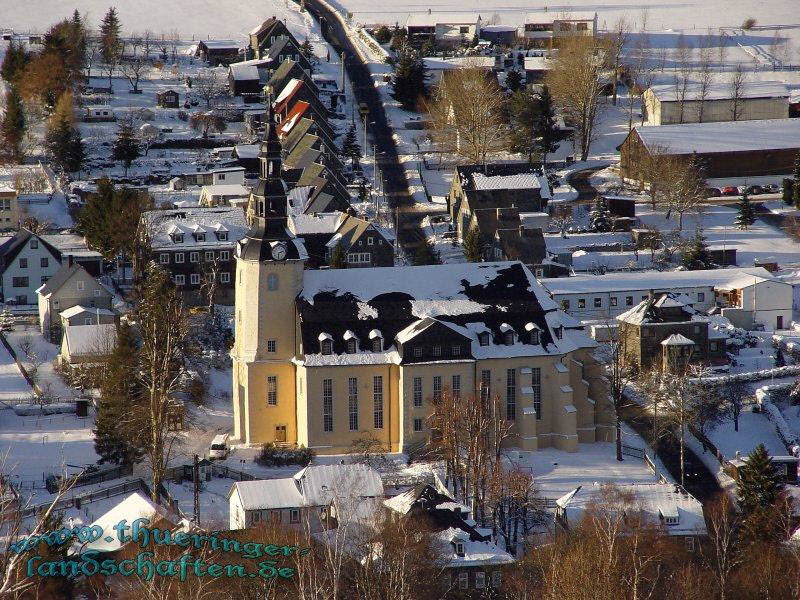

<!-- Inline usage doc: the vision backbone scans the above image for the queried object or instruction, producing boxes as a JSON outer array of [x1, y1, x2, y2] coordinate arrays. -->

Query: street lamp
[[358, 103, 370, 161]]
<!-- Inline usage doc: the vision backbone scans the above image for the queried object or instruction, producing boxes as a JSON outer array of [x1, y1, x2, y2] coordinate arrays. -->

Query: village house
[[198, 183, 252, 208], [228, 61, 264, 99], [274, 78, 330, 123], [522, 12, 597, 48], [155, 89, 180, 109], [227, 464, 383, 531], [195, 40, 241, 66], [139, 206, 248, 306], [232, 117, 610, 454], [82, 105, 116, 122], [616, 292, 728, 371], [36, 260, 114, 343], [265, 58, 320, 102], [642, 81, 789, 126], [181, 166, 246, 187], [405, 12, 482, 47], [619, 118, 800, 180], [523, 55, 553, 85], [277, 99, 337, 145], [263, 37, 313, 77], [59, 305, 118, 329], [291, 162, 352, 214], [249, 16, 300, 60], [539, 267, 793, 330], [283, 130, 343, 177], [0, 184, 19, 230]]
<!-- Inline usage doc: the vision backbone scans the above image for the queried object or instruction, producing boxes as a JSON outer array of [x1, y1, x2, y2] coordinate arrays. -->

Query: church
[[231, 113, 611, 454]]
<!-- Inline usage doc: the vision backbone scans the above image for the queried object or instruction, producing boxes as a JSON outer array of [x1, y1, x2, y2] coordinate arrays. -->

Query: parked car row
[[705, 183, 781, 198]]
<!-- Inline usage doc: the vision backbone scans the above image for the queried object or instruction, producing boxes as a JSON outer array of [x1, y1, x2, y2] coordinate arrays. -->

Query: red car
[[721, 186, 739, 196]]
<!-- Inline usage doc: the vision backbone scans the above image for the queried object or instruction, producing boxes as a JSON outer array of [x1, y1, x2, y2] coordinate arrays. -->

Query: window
[[175, 252, 185, 264], [480, 369, 491, 401], [413, 346, 422, 358], [190, 273, 200, 285], [451, 344, 461, 356], [190, 252, 199, 263], [433, 376, 442, 402], [347, 252, 371, 264], [578, 298, 586, 308], [685, 536, 695, 552], [40, 257, 48, 268], [475, 572, 486, 588], [530, 330, 540, 345], [458, 572, 468, 590], [267, 340, 276, 353], [267, 376, 277, 405], [413, 377, 423, 407], [220, 250, 230, 260], [218, 174, 225, 181], [710, 342, 718, 352], [693, 325, 701, 334], [562, 299, 570, 310], [593, 298, 602, 308], [77, 280, 84, 291], [367, 237, 374, 245], [491, 571, 501, 587], [174, 274, 185, 285], [195, 233, 206, 242], [504, 331, 514, 345], [220, 272, 230, 283], [555, 326, 563, 339], [452, 375, 461, 400], [290, 509, 300, 523], [323, 379, 333, 432], [18, 258, 27, 269], [346, 338, 357, 354], [84, 317, 92, 325], [321, 339, 333, 355], [373, 376, 384, 429], [577, 22, 588, 30], [459, 25, 469, 34], [93, 289, 100, 297], [626, 296, 633, 306], [205, 251, 214, 261], [559, 22, 571, 31], [218, 233, 229, 243], [270, 511, 281, 524], [610, 297, 617, 307], [160, 253, 169, 264], [267, 274, 279, 291], [479, 332, 490, 346], [413, 418, 423, 432], [697, 292, 705, 302], [371, 337, 382, 352], [432, 345, 442, 357], [348, 377, 358, 431], [506, 368, 516, 421], [12, 277, 28, 288], [30, 239, 38, 249], [532, 367, 542, 419]]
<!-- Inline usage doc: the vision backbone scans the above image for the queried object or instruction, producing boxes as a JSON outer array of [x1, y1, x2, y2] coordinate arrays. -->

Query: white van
[[209, 434, 229, 459]]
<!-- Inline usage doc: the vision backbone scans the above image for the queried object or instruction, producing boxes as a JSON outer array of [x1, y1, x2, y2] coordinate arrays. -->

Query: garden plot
[[705, 408, 786, 460]]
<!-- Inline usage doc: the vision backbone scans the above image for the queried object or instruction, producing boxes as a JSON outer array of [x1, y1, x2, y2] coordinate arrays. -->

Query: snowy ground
[[0, 339, 34, 404], [705, 407, 787, 460], [5, 325, 80, 400]]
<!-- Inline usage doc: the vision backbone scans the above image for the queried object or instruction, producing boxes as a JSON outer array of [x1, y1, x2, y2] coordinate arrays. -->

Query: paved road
[[303, 2, 423, 250]]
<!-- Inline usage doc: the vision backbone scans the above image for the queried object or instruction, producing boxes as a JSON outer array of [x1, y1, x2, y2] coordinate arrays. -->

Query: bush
[[742, 17, 756, 30], [783, 178, 794, 205], [374, 25, 392, 44], [255, 443, 314, 467]]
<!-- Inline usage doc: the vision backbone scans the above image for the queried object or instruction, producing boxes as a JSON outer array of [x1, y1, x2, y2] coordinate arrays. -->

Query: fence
[[18, 479, 150, 519], [621, 443, 645, 460]]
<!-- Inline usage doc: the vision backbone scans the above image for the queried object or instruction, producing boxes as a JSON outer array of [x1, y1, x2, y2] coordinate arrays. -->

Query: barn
[[619, 118, 800, 180]]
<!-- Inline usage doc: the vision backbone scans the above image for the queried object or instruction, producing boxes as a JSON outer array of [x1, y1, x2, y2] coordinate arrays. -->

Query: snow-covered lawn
[[4, 326, 80, 400], [0, 340, 34, 404], [705, 408, 786, 460]]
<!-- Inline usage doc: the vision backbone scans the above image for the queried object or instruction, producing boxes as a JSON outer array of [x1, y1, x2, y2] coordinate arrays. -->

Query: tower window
[[267, 273, 279, 291], [321, 339, 333, 355], [371, 337, 382, 352], [346, 338, 357, 354]]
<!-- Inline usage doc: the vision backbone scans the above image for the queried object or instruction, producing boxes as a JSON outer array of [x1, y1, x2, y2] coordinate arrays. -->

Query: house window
[[267, 274, 279, 291], [480, 369, 491, 401], [367, 237, 374, 245], [19, 258, 27, 269], [13, 276, 29, 287], [594, 298, 602, 308], [504, 331, 514, 345], [84, 317, 92, 325], [205, 251, 214, 261], [270, 511, 281, 524], [710, 342, 718, 352], [432, 345, 442, 357], [196, 233, 206, 242], [290, 509, 300, 523], [610, 297, 617, 307], [577, 22, 588, 31], [323, 379, 333, 432], [175, 252, 185, 264], [346, 338, 357, 354], [559, 22, 571, 31], [321, 339, 333, 355], [491, 571, 501, 587], [30, 239, 38, 249], [479, 332, 490, 346], [506, 368, 516, 421], [458, 572, 468, 590], [685, 536, 695, 552], [218, 174, 226, 181], [267, 375, 277, 405], [77, 280, 84, 291], [562, 299, 570, 310], [174, 275, 185, 285], [371, 337, 382, 352], [475, 572, 486, 588], [190, 273, 200, 285], [413, 346, 422, 357], [40, 257, 48, 268], [626, 296, 633, 306], [93, 289, 100, 297], [451, 344, 461, 356], [459, 26, 469, 34], [578, 298, 586, 308], [160, 253, 169, 264], [267, 340, 276, 353], [413, 418, 423, 432], [218, 233, 229, 243], [220, 250, 230, 260], [433, 376, 442, 402], [532, 367, 542, 419], [413, 377, 423, 407], [698, 292, 705, 302], [452, 375, 461, 400], [373, 376, 384, 429], [531, 330, 540, 345], [190, 252, 199, 263], [348, 377, 358, 431], [693, 325, 700, 334], [221, 272, 230, 283]]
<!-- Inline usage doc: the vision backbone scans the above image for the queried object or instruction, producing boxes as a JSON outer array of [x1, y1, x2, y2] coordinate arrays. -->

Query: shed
[[156, 89, 180, 108]]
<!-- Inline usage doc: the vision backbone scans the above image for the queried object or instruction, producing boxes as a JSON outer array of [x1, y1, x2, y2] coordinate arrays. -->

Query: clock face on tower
[[271, 242, 287, 261]]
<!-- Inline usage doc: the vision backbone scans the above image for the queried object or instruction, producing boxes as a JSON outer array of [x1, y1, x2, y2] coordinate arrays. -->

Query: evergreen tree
[[589, 196, 612, 232], [508, 89, 539, 160], [0, 86, 26, 162], [783, 178, 794, 206], [533, 85, 570, 167], [462, 225, 486, 262], [0, 39, 31, 83], [45, 114, 74, 174], [421, 39, 436, 58], [341, 122, 362, 167], [391, 47, 426, 111], [374, 25, 392, 44], [94, 323, 145, 465], [67, 128, 86, 174], [329, 242, 347, 268], [414, 239, 440, 265], [737, 443, 784, 515], [681, 227, 710, 270], [734, 189, 756, 230], [357, 179, 369, 202], [100, 7, 122, 65], [775, 347, 786, 367], [112, 121, 142, 176], [505, 68, 523, 93], [300, 39, 315, 62]]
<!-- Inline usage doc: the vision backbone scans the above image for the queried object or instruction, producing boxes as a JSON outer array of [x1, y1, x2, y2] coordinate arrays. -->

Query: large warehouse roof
[[633, 118, 800, 155]]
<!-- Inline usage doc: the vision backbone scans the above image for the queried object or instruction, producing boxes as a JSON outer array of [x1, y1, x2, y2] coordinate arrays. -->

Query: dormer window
[[555, 326, 563, 340], [217, 231, 228, 241], [525, 322, 540, 345], [478, 332, 490, 347], [454, 542, 465, 557], [372, 338, 382, 352], [172, 233, 184, 243], [319, 333, 333, 355], [504, 331, 514, 345], [195, 233, 206, 242], [346, 339, 357, 353]]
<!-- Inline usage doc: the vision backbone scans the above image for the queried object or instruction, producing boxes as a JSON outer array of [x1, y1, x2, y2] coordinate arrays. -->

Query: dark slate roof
[[0, 229, 61, 272], [456, 162, 544, 192], [266, 59, 319, 99], [297, 261, 561, 356], [38, 263, 91, 297], [496, 226, 546, 265]]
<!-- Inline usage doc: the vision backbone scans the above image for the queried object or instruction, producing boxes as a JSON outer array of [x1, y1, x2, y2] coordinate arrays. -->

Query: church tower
[[231, 107, 306, 445]]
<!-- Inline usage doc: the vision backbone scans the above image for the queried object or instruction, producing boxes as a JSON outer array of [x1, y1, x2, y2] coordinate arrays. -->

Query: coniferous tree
[[391, 47, 426, 111], [112, 121, 141, 176], [681, 227, 710, 270], [462, 224, 486, 262], [734, 189, 756, 230], [783, 178, 794, 206], [505, 68, 523, 93], [300, 39, 314, 61], [94, 323, 145, 465], [45, 115, 74, 174], [508, 89, 539, 160], [414, 239, 440, 265], [341, 122, 362, 167], [533, 85, 570, 167], [737, 443, 784, 515], [66, 128, 86, 174], [329, 242, 347, 268], [0, 40, 31, 83], [100, 7, 122, 65], [0, 87, 26, 162], [589, 196, 612, 232]]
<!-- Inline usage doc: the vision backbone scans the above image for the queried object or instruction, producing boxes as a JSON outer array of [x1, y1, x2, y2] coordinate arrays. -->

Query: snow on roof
[[294, 464, 383, 506], [60, 305, 115, 319], [201, 184, 251, 197], [288, 212, 340, 235], [524, 56, 552, 71], [436, 528, 515, 567], [200, 39, 240, 49], [661, 333, 696, 346], [648, 80, 789, 103], [540, 267, 778, 296], [234, 144, 260, 159], [0, 185, 15, 194], [633, 118, 800, 155], [525, 11, 596, 22], [231, 478, 304, 510], [275, 78, 302, 105], [141, 206, 248, 250], [229, 63, 260, 81], [423, 56, 496, 71], [471, 171, 542, 191], [406, 12, 482, 27], [63, 324, 117, 357]]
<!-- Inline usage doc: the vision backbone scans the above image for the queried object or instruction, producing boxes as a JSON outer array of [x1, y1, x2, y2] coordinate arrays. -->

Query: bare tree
[[702, 494, 743, 600], [127, 34, 144, 58], [142, 30, 155, 58], [720, 379, 749, 431], [729, 63, 747, 121], [661, 153, 706, 230], [672, 34, 693, 124], [605, 326, 635, 461], [193, 69, 229, 109], [606, 17, 630, 106], [189, 111, 227, 138], [545, 35, 607, 161], [84, 36, 100, 80], [696, 37, 716, 122], [486, 465, 540, 554], [121, 57, 150, 92]]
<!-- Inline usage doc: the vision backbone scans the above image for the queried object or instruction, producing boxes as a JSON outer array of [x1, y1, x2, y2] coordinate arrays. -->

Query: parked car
[[705, 187, 721, 197], [762, 183, 780, 194], [746, 185, 763, 195], [722, 186, 739, 196]]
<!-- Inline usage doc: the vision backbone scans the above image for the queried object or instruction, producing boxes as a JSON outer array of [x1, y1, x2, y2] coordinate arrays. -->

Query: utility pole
[[340, 51, 346, 98], [193, 454, 200, 525]]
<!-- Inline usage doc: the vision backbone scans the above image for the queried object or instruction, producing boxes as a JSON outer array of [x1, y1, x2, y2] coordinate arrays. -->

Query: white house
[[523, 12, 597, 48], [199, 184, 251, 208], [227, 463, 383, 531], [540, 267, 793, 330], [405, 12, 482, 47]]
